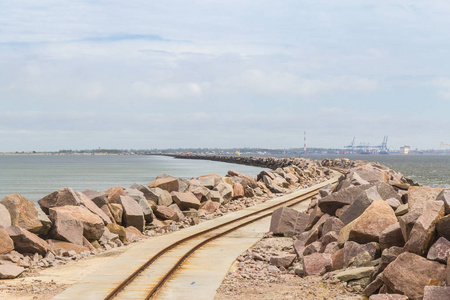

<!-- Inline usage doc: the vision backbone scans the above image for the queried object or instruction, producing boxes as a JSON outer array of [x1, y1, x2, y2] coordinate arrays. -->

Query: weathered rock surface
[[427, 237, 450, 263], [0, 204, 12, 227], [171, 192, 201, 210], [36, 206, 52, 235], [398, 209, 421, 241], [124, 188, 154, 223], [270, 207, 309, 236], [379, 222, 405, 249], [6, 226, 52, 256], [269, 254, 296, 268], [423, 286, 450, 300], [407, 186, 444, 211], [154, 205, 179, 221], [148, 177, 179, 192], [404, 200, 445, 255], [369, 295, 408, 300], [318, 184, 372, 215], [200, 200, 221, 213], [117, 196, 145, 232], [436, 189, 450, 214], [437, 214, 450, 241], [339, 186, 382, 225], [38, 187, 82, 214], [343, 241, 380, 268], [148, 187, 173, 206], [106, 223, 127, 243], [302, 252, 332, 276], [48, 208, 84, 245], [214, 182, 233, 203], [382, 252, 446, 300], [232, 183, 245, 199], [0, 264, 25, 279], [109, 203, 123, 224], [0, 228, 14, 254], [47, 239, 89, 254], [104, 186, 125, 204], [333, 266, 375, 282], [1, 194, 43, 233]]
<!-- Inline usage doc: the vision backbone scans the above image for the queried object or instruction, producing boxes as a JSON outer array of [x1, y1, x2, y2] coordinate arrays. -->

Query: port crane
[[344, 137, 356, 153], [440, 142, 450, 150]]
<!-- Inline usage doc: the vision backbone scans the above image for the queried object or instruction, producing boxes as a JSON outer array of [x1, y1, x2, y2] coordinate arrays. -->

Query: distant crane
[[440, 142, 450, 150], [344, 137, 356, 153], [377, 136, 389, 151]]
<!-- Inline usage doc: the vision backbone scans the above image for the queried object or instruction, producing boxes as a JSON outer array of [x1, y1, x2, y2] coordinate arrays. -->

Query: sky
[[1, 1, 449, 152]]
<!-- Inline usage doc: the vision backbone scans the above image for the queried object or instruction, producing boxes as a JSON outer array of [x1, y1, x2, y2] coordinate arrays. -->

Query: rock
[[5, 226, 52, 256], [407, 186, 444, 211], [189, 186, 211, 203], [82, 189, 108, 207], [340, 200, 397, 245], [404, 200, 445, 255], [307, 206, 324, 229], [0, 264, 25, 279], [168, 204, 185, 222], [227, 170, 257, 189], [369, 295, 408, 300], [124, 188, 154, 223], [334, 266, 375, 282], [38, 187, 82, 214], [109, 203, 123, 224], [197, 175, 216, 189], [244, 187, 255, 198], [394, 204, 408, 216], [48, 208, 84, 245], [124, 226, 146, 243], [0, 228, 14, 255], [269, 254, 296, 268], [171, 192, 201, 210], [154, 205, 179, 221], [214, 182, 233, 204], [339, 186, 383, 225], [322, 217, 344, 236], [382, 252, 446, 300], [423, 286, 450, 300], [363, 274, 384, 297], [303, 241, 322, 256], [47, 239, 89, 254], [344, 241, 380, 268], [232, 183, 245, 199], [207, 190, 223, 203], [104, 186, 125, 204], [76, 192, 112, 224], [302, 252, 332, 276], [36, 206, 52, 235], [177, 178, 190, 193], [398, 209, 421, 241], [350, 172, 370, 186], [437, 214, 450, 241], [269, 207, 309, 236], [427, 237, 450, 263], [99, 227, 120, 246], [350, 165, 388, 183], [379, 222, 405, 249], [385, 198, 402, 210], [318, 184, 373, 215], [200, 200, 220, 213], [129, 184, 153, 201], [117, 196, 145, 232], [0, 204, 11, 227], [437, 189, 450, 214], [182, 209, 198, 218], [49, 205, 105, 241], [331, 248, 344, 271], [106, 223, 127, 243], [373, 246, 404, 278], [148, 177, 179, 192], [376, 182, 402, 201], [322, 241, 339, 255], [1, 194, 43, 233], [320, 231, 339, 248]]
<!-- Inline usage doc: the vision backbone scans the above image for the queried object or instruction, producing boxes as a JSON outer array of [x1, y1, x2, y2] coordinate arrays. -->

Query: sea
[[0, 154, 449, 202]]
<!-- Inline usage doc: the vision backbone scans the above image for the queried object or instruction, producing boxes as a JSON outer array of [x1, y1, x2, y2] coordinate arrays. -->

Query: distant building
[[400, 146, 410, 154]]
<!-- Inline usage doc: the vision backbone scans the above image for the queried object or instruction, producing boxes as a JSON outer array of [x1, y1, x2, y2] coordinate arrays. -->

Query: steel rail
[[105, 174, 341, 300]]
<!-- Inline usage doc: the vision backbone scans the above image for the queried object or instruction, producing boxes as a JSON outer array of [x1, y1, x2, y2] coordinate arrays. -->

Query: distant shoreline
[[0, 152, 138, 156]]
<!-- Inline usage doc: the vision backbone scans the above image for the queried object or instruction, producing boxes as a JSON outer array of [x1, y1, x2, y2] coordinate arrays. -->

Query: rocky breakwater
[[267, 159, 450, 300], [0, 157, 329, 280]]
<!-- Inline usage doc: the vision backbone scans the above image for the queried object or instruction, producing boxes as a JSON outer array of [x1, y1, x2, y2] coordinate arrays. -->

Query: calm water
[[303, 154, 450, 188], [0, 155, 268, 202]]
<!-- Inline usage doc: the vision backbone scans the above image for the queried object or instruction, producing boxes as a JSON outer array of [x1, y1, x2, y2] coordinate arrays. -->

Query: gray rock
[[339, 186, 382, 225], [318, 184, 373, 215], [124, 188, 154, 223], [333, 266, 375, 282], [427, 236, 450, 263], [117, 196, 145, 232]]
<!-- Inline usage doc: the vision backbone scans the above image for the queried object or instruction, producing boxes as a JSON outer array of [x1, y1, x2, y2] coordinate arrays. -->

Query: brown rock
[[49, 205, 105, 241], [322, 217, 344, 236], [0, 264, 25, 279], [437, 189, 450, 214], [82, 189, 108, 206], [369, 295, 408, 300], [363, 273, 384, 297], [318, 184, 373, 215], [373, 246, 404, 278], [207, 190, 223, 203], [48, 208, 84, 245], [376, 182, 402, 201], [423, 286, 450, 300], [189, 186, 211, 202], [303, 241, 322, 256], [47, 239, 89, 254], [379, 222, 405, 249], [171, 192, 201, 210], [385, 198, 402, 210], [227, 170, 257, 189], [0, 228, 14, 255], [1, 194, 43, 233], [269, 207, 309, 236], [0, 204, 12, 228], [214, 182, 233, 204], [407, 186, 444, 211], [437, 214, 450, 241], [302, 252, 332, 276], [104, 186, 125, 204], [339, 186, 383, 225], [343, 241, 380, 268], [124, 226, 146, 243], [38, 187, 82, 214], [232, 183, 245, 199], [200, 200, 220, 213], [109, 203, 123, 224], [36, 206, 52, 235], [350, 165, 388, 183], [398, 209, 422, 241], [154, 205, 179, 221], [269, 254, 296, 268], [6, 226, 52, 256], [106, 223, 127, 243], [76, 192, 112, 224], [382, 252, 446, 300], [148, 177, 179, 193], [404, 200, 445, 255], [117, 196, 145, 232], [427, 237, 450, 263], [331, 248, 344, 271], [168, 204, 185, 222]]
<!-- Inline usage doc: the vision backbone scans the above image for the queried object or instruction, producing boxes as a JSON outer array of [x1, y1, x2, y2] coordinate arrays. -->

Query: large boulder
[[423, 286, 450, 300], [214, 182, 233, 203], [106, 223, 127, 243], [376, 182, 402, 201], [154, 206, 179, 221], [0, 265, 25, 279], [302, 253, 332, 276], [379, 222, 405, 249], [398, 209, 422, 241], [48, 208, 84, 245], [427, 237, 450, 263], [36, 206, 51, 235], [407, 186, 444, 211], [381, 252, 446, 300], [0, 204, 12, 227], [339, 200, 397, 245], [198, 174, 222, 189], [270, 207, 309, 236], [1, 194, 43, 233], [227, 170, 257, 189], [339, 186, 383, 225], [109, 203, 123, 225], [349, 164, 388, 183], [5, 226, 52, 256], [38, 187, 82, 214], [147, 187, 173, 206], [124, 188, 154, 223], [76, 192, 112, 224], [0, 228, 14, 254], [318, 184, 373, 215], [148, 177, 179, 193], [47, 239, 90, 254], [171, 192, 201, 210], [404, 200, 445, 255], [117, 196, 145, 232], [104, 186, 125, 204], [232, 183, 245, 199], [49, 205, 105, 241], [343, 241, 380, 268], [436, 189, 450, 214]]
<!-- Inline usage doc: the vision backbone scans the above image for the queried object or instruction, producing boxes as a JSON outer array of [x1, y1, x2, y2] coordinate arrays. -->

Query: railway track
[[101, 172, 341, 300]]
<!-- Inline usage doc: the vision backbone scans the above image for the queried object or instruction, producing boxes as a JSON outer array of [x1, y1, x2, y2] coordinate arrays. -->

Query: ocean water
[[0, 155, 268, 202], [303, 154, 450, 188]]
